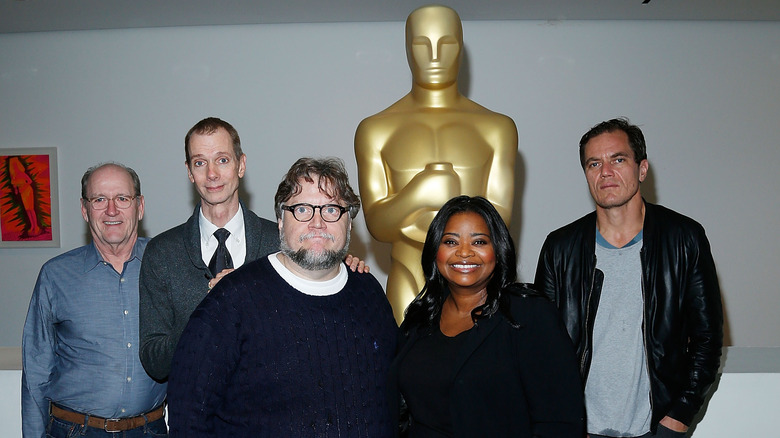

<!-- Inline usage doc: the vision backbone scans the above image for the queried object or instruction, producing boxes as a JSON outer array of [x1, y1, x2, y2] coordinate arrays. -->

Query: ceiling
[[2, 0, 779, 34]]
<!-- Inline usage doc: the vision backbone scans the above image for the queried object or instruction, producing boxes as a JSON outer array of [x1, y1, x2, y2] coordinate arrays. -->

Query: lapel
[[393, 326, 422, 368], [241, 200, 263, 261], [184, 204, 210, 275]]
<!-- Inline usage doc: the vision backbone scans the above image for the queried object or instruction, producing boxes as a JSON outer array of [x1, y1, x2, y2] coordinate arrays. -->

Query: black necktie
[[208, 228, 233, 277]]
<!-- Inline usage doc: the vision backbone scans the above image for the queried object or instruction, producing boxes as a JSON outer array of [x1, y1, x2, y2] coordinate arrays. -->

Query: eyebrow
[[190, 151, 233, 159], [586, 151, 631, 163], [86, 193, 135, 199], [442, 232, 491, 238]]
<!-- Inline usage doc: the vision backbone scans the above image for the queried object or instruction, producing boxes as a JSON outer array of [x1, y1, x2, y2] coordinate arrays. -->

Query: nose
[[105, 198, 119, 215], [207, 162, 218, 180], [431, 40, 439, 62], [600, 162, 614, 177], [308, 208, 325, 229], [455, 243, 473, 258]]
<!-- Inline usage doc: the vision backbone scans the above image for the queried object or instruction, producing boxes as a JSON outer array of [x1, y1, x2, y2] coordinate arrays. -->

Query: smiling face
[[278, 177, 351, 274], [406, 5, 462, 89], [81, 164, 144, 253], [583, 130, 649, 210], [435, 212, 496, 296], [186, 127, 246, 212]]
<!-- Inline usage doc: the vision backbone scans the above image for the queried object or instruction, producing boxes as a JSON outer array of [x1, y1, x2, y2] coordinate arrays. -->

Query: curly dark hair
[[403, 195, 517, 333], [274, 157, 360, 220]]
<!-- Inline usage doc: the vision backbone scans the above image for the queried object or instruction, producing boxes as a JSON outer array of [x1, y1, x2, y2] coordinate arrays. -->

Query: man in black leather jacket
[[534, 118, 722, 438]]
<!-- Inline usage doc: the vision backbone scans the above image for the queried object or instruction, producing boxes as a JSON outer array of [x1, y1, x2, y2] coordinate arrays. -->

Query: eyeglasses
[[281, 203, 351, 223], [84, 195, 138, 210]]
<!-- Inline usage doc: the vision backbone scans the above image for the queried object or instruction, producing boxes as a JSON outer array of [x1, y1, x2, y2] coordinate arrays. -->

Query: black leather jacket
[[534, 201, 723, 429]]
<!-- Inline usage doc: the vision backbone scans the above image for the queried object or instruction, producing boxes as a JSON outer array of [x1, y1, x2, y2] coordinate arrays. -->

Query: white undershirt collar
[[268, 252, 347, 296]]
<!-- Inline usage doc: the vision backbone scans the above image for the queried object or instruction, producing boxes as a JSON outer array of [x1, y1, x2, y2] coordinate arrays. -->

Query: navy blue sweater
[[168, 256, 398, 437]]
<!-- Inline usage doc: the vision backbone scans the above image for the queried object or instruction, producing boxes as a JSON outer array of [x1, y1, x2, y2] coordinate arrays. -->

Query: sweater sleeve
[[516, 296, 584, 437], [166, 286, 241, 437]]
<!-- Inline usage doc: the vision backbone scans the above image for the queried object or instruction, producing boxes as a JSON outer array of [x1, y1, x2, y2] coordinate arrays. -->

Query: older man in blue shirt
[[22, 163, 167, 437]]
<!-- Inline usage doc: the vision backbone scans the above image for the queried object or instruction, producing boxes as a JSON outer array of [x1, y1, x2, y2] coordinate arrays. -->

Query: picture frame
[[0, 148, 60, 248]]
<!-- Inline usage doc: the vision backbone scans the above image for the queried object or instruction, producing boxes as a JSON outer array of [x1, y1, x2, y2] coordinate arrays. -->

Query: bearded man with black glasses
[[166, 157, 397, 438]]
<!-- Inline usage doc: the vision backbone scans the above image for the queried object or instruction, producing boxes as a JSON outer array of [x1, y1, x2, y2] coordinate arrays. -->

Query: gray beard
[[279, 229, 350, 271]]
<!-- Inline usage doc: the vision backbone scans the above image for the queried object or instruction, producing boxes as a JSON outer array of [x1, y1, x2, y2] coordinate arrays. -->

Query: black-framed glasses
[[84, 195, 138, 210], [281, 203, 351, 223]]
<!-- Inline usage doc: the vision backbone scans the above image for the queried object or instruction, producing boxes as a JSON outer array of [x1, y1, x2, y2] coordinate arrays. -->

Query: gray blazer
[[139, 202, 279, 381]]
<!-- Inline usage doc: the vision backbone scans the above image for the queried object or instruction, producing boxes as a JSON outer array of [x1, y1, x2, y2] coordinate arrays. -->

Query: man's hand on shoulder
[[345, 254, 369, 274]]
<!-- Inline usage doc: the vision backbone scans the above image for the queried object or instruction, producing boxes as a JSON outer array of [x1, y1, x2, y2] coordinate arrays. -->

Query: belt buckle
[[103, 418, 123, 433]]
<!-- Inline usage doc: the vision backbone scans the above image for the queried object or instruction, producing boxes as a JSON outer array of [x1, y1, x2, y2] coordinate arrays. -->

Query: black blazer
[[388, 285, 584, 438]]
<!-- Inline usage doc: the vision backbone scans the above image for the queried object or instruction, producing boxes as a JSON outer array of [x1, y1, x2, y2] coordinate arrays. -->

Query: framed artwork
[[0, 148, 60, 248]]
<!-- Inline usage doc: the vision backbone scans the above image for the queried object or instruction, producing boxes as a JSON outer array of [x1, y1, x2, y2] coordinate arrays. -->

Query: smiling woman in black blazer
[[388, 196, 584, 438]]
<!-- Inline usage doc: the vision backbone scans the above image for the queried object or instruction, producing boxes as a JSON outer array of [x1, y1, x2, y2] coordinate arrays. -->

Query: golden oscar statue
[[355, 4, 518, 323]]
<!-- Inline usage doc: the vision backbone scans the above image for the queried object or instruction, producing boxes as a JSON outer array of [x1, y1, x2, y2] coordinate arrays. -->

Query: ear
[[238, 154, 247, 179], [136, 195, 145, 221], [80, 200, 89, 222], [186, 161, 195, 183], [639, 159, 649, 183]]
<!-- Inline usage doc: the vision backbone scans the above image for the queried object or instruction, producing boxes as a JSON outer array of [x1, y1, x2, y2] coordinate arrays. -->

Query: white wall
[[0, 19, 778, 347]]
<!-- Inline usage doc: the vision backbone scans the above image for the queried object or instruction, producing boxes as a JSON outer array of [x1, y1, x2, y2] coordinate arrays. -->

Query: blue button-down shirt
[[21, 238, 166, 438]]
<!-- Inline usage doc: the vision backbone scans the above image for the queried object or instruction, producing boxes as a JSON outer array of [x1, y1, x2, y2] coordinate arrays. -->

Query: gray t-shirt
[[586, 231, 651, 437]]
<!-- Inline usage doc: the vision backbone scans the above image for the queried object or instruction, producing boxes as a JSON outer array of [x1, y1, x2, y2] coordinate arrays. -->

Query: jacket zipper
[[582, 254, 597, 376]]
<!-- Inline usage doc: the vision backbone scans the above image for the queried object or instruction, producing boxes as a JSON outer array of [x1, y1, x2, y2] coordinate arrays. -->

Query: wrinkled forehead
[[406, 7, 462, 42], [584, 130, 634, 157], [187, 128, 236, 157], [87, 165, 134, 196]]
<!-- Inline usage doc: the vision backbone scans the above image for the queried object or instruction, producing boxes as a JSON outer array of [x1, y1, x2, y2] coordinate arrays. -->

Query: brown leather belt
[[50, 403, 165, 432]]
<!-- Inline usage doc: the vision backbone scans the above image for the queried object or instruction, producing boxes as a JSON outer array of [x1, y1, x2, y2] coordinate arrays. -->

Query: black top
[[398, 326, 473, 437], [388, 284, 585, 438]]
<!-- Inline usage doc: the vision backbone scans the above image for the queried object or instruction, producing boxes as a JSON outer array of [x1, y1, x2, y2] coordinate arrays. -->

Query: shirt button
[[121, 408, 126, 413], [120, 278, 125, 283], [127, 343, 132, 348], [124, 310, 129, 315], [127, 377, 132, 382]]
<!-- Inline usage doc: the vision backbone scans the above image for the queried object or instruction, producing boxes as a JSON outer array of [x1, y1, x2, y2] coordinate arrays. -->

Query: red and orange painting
[[1, 149, 59, 247]]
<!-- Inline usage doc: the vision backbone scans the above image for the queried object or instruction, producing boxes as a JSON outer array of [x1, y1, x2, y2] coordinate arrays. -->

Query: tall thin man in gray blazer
[[139, 117, 279, 381]]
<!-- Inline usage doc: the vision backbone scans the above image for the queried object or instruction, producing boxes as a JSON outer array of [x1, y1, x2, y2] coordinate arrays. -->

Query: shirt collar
[[267, 252, 348, 296], [199, 204, 244, 245], [83, 238, 146, 272], [596, 228, 644, 249]]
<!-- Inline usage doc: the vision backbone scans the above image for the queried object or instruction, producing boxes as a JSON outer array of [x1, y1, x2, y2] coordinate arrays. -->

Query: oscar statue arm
[[355, 119, 460, 243], [483, 115, 518, 223]]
